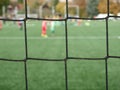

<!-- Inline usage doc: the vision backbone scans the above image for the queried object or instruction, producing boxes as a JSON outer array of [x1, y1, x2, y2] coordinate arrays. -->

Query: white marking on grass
[[0, 36, 119, 40], [118, 36, 120, 39], [26, 23, 35, 27]]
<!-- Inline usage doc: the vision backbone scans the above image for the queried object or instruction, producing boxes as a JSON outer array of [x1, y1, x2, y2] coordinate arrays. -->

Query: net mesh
[[0, 0, 120, 90]]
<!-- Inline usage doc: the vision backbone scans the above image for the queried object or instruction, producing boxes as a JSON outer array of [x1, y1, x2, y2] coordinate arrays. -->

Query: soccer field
[[0, 20, 120, 90]]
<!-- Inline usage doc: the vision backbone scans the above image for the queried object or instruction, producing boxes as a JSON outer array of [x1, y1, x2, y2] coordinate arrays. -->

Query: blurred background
[[0, 1, 120, 90], [0, 0, 120, 19]]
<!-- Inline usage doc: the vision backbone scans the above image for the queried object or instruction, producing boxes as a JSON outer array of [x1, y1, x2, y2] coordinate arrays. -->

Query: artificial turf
[[0, 19, 120, 90]]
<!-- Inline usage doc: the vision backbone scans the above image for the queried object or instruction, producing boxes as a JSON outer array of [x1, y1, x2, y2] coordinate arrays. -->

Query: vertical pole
[[76, 6, 79, 17], [14, 6, 18, 19], [27, 6, 30, 16], [39, 6, 42, 18], [64, 6, 66, 18], [52, 6, 55, 16], [2, 6, 5, 18]]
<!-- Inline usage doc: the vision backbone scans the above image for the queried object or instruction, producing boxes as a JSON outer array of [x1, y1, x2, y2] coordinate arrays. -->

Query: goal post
[[2, 6, 6, 18], [64, 5, 79, 18]]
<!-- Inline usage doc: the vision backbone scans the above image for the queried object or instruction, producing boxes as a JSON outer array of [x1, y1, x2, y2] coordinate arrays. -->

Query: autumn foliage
[[98, 0, 120, 15]]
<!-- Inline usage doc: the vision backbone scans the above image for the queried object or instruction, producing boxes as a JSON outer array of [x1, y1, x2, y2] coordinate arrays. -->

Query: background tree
[[97, 0, 107, 13], [0, 0, 10, 15], [109, 0, 120, 15], [74, 0, 87, 17], [51, 0, 59, 7], [68, 6, 77, 16], [56, 2, 65, 15], [56, 0, 87, 17], [27, 0, 44, 9], [50, 0, 59, 15], [26, 0, 45, 14], [116, 0, 120, 11], [86, 0, 99, 17], [18, 0, 23, 3], [98, 0, 120, 15]]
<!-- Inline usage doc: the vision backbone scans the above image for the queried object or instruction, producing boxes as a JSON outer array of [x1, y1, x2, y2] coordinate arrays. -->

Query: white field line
[[0, 36, 119, 40]]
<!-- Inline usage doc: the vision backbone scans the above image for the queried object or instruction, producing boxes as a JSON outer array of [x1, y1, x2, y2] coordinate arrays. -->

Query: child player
[[50, 16, 56, 35], [41, 19, 48, 38], [17, 18, 23, 30], [0, 20, 2, 30]]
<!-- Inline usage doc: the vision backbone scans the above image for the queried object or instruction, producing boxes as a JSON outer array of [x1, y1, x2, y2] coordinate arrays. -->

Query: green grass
[[0, 20, 120, 90]]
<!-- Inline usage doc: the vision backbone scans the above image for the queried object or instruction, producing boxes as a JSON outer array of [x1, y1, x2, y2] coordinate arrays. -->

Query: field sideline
[[0, 20, 120, 90]]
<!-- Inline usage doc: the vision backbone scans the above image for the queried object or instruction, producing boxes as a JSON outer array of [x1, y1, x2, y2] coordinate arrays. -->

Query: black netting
[[0, 0, 120, 90]]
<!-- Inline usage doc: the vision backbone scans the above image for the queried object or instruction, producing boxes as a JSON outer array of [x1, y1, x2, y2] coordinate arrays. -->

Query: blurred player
[[77, 19, 82, 26], [41, 19, 48, 38], [0, 20, 2, 30], [17, 18, 23, 30], [85, 20, 90, 26], [50, 16, 56, 35]]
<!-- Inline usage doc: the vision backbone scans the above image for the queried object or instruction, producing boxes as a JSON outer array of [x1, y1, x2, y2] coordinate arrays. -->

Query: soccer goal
[[64, 5, 79, 18]]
